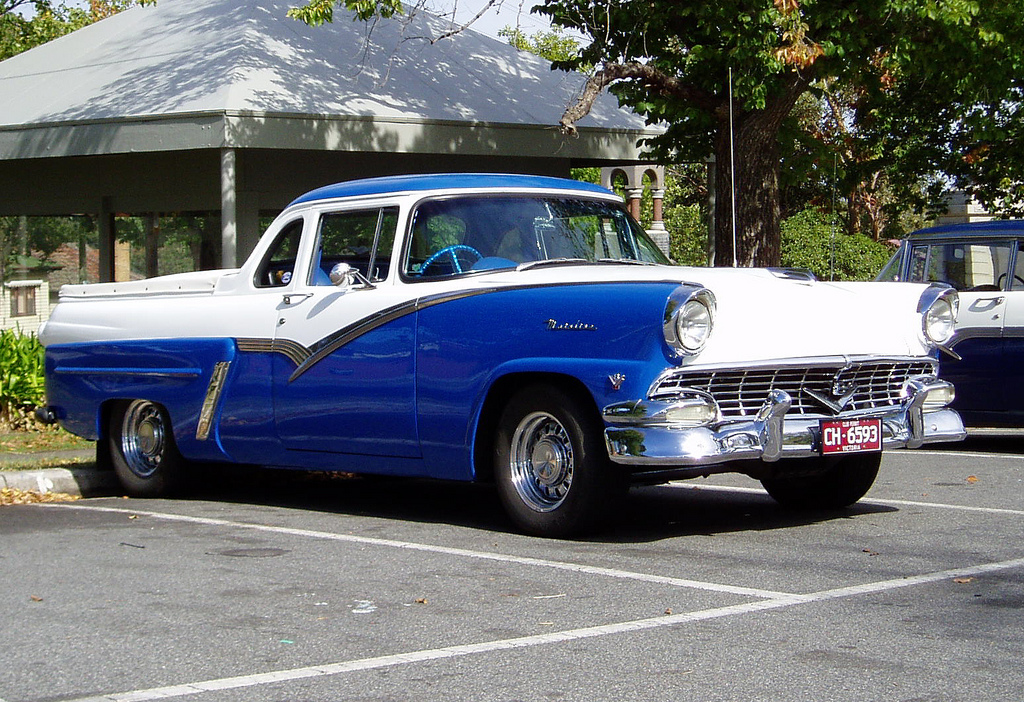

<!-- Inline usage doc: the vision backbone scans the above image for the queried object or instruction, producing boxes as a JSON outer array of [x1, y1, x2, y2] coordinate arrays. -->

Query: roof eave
[[0, 110, 663, 162]]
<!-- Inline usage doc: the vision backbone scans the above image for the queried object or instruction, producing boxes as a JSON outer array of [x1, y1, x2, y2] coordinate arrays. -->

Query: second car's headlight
[[919, 286, 958, 346], [665, 288, 716, 356]]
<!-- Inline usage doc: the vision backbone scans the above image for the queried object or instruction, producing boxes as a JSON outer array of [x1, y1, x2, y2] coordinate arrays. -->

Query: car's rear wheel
[[108, 399, 187, 497], [760, 453, 882, 509], [494, 385, 623, 537]]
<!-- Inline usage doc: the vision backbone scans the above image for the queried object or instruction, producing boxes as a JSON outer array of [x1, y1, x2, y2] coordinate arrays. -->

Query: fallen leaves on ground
[[0, 487, 81, 505], [953, 577, 975, 584]]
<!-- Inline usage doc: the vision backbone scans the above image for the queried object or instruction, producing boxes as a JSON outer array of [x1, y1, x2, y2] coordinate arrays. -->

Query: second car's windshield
[[405, 195, 669, 278]]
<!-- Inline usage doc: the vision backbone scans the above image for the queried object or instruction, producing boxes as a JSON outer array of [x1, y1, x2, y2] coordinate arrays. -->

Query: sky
[[39, 1, 558, 41], [424, 0, 555, 40]]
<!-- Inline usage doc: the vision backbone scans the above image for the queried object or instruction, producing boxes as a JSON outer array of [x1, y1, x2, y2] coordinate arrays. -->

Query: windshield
[[404, 195, 669, 278]]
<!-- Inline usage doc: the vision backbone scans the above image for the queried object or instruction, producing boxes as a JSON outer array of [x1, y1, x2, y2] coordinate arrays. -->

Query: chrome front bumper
[[604, 376, 966, 468]]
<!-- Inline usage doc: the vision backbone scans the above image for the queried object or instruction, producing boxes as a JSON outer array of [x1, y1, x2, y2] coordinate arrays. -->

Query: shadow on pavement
[[182, 463, 897, 543]]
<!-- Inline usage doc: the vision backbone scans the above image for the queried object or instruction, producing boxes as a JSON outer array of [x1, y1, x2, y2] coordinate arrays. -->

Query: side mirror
[[329, 262, 376, 290], [329, 262, 354, 287]]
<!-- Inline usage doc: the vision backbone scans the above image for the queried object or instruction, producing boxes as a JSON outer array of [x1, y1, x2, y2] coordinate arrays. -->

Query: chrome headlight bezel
[[918, 284, 958, 347], [664, 288, 716, 356]]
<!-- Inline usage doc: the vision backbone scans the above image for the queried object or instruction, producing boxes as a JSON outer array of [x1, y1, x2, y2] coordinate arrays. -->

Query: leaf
[[966, 475, 979, 484]]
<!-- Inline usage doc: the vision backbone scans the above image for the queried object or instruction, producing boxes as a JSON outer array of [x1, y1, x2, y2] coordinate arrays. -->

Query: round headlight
[[676, 299, 712, 352], [923, 295, 956, 345], [665, 289, 715, 355]]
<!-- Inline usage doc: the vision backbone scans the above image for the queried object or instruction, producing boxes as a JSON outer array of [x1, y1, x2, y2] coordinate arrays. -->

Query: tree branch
[[559, 62, 716, 135]]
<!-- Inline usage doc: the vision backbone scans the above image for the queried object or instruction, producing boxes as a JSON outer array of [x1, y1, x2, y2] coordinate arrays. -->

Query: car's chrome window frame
[[398, 192, 666, 284], [308, 205, 401, 287]]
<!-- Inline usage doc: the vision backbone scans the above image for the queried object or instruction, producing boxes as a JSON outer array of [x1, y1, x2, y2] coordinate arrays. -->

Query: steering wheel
[[421, 244, 482, 276], [997, 272, 1024, 289]]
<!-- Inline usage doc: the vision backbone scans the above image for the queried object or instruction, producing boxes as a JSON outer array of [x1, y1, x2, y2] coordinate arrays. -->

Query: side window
[[310, 207, 399, 285], [908, 245, 928, 282], [922, 242, 1012, 291], [406, 210, 470, 277], [254, 219, 304, 288]]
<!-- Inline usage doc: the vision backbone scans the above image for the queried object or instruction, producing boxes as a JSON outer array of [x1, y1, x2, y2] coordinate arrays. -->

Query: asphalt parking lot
[[2, 439, 1023, 702]]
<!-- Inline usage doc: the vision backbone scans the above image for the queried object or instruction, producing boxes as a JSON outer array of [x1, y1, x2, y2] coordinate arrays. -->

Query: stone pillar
[[114, 240, 132, 282], [627, 188, 643, 220], [221, 148, 238, 268], [647, 188, 669, 257]]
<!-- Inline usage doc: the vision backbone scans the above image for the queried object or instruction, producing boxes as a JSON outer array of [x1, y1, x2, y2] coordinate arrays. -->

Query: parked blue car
[[877, 220, 1024, 427]]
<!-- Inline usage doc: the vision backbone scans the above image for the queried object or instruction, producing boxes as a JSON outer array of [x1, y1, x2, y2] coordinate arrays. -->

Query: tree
[[289, 1, 1024, 267], [498, 25, 582, 65], [1, 1, 152, 61]]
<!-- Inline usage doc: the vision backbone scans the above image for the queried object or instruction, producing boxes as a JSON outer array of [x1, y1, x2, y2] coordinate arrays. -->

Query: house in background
[[1, 280, 50, 334], [935, 190, 995, 226]]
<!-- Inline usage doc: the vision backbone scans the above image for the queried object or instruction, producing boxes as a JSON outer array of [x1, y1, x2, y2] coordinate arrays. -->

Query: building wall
[[1, 280, 51, 335]]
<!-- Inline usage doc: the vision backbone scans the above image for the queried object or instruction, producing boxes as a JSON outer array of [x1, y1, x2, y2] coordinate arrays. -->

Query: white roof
[[0, 0, 656, 159]]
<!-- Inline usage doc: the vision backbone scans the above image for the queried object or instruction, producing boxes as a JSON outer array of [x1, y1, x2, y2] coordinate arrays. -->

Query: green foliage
[[780, 209, 895, 281], [0, 330, 45, 423], [1, 0, 154, 61], [666, 204, 707, 266], [287, 0, 402, 25], [499, 26, 582, 65]]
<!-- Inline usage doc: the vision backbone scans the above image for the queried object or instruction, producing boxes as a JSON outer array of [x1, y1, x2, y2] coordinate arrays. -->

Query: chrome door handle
[[282, 292, 313, 305]]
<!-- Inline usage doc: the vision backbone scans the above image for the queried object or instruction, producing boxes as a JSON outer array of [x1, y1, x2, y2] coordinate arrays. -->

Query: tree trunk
[[711, 75, 809, 268], [712, 114, 784, 267]]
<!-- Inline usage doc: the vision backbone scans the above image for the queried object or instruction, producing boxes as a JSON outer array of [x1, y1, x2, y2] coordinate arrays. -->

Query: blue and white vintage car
[[39, 174, 966, 536]]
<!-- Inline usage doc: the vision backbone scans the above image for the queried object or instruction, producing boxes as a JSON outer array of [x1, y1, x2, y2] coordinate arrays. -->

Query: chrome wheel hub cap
[[121, 401, 166, 478], [510, 412, 574, 512]]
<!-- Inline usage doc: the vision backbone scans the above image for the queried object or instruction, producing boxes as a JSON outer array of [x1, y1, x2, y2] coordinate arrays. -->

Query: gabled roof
[[0, 0, 656, 160]]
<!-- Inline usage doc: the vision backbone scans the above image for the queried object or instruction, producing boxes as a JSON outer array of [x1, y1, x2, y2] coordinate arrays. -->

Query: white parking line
[[50, 503, 794, 599], [60, 555, 1024, 702], [661, 482, 1024, 517]]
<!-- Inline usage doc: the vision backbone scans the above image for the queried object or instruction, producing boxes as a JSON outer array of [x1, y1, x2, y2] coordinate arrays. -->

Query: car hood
[[478, 264, 936, 364]]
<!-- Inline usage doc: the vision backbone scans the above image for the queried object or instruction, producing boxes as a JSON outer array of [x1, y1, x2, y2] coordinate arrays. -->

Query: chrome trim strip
[[287, 279, 690, 382], [52, 367, 201, 378], [237, 281, 693, 382], [236, 337, 311, 366], [196, 361, 231, 441]]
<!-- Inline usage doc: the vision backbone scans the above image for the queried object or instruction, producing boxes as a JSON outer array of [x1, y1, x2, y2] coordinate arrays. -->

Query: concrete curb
[[0, 467, 119, 497]]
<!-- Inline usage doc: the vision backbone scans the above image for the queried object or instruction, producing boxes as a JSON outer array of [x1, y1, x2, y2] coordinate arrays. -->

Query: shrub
[[0, 329, 45, 428], [667, 204, 709, 266], [781, 209, 896, 281]]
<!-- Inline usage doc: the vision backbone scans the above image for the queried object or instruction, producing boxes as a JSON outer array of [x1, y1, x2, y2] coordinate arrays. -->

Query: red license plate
[[820, 418, 882, 455]]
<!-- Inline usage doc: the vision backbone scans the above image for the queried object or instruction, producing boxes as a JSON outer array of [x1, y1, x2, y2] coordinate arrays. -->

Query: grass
[[0, 427, 96, 471], [0, 428, 93, 453]]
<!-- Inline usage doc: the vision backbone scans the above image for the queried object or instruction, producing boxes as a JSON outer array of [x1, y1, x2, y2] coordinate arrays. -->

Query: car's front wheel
[[494, 385, 623, 537], [760, 453, 882, 509], [108, 399, 188, 497]]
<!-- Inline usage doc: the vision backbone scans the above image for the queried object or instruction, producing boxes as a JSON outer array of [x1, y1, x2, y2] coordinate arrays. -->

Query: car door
[[268, 205, 421, 458], [910, 239, 1013, 414], [995, 240, 1024, 419]]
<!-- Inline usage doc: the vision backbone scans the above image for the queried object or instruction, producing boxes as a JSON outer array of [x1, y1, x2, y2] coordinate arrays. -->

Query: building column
[[651, 188, 665, 226], [646, 188, 669, 257], [145, 214, 159, 278], [237, 190, 260, 265], [221, 148, 238, 268], [98, 196, 115, 283], [627, 188, 643, 220]]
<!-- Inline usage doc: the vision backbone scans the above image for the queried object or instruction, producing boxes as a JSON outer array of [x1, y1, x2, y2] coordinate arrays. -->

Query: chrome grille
[[650, 360, 937, 418]]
